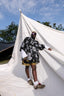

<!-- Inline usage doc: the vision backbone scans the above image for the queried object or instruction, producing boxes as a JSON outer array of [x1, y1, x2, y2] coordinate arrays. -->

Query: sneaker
[[28, 80, 33, 85], [34, 83, 45, 89]]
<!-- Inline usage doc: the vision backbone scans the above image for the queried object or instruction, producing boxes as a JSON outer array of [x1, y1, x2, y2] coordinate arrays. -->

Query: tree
[[37, 21, 41, 23], [53, 23, 56, 29], [42, 22, 52, 27], [37, 21, 64, 31], [57, 24, 63, 31], [0, 22, 18, 42]]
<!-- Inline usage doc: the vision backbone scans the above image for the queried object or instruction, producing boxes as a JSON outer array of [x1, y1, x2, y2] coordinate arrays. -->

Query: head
[[31, 31, 36, 39]]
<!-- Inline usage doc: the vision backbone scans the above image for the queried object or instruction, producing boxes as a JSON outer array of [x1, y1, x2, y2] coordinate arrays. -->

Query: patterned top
[[20, 37, 45, 63]]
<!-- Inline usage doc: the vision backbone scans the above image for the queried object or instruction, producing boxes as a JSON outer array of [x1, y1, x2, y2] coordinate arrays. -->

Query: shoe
[[28, 80, 33, 85], [34, 83, 45, 89]]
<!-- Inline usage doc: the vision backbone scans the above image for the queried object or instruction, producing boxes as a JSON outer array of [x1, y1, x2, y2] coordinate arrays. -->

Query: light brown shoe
[[28, 80, 33, 85], [34, 83, 45, 89]]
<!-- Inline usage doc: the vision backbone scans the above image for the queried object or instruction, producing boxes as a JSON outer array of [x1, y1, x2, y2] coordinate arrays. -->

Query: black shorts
[[22, 59, 36, 66]]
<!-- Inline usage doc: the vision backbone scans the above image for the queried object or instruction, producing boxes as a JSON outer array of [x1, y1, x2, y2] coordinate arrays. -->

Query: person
[[20, 31, 52, 89]]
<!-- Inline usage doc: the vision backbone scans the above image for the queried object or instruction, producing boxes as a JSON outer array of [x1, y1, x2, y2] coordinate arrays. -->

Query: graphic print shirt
[[20, 37, 45, 63]]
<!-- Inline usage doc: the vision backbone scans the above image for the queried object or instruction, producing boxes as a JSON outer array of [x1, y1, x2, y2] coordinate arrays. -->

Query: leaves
[[42, 22, 52, 27], [38, 21, 64, 31], [0, 22, 18, 42], [0, 20, 64, 43]]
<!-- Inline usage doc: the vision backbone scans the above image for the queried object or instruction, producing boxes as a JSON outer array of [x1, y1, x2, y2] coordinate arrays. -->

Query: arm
[[36, 41, 45, 50], [38, 42, 52, 51], [45, 45, 52, 51], [20, 37, 29, 51], [38, 44, 45, 50]]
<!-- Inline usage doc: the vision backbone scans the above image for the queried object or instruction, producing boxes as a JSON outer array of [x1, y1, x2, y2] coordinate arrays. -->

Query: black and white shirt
[[20, 37, 45, 63]]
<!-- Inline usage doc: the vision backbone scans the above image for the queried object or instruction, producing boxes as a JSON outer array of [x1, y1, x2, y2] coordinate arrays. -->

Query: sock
[[34, 81, 39, 86], [27, 78, 31, 81]]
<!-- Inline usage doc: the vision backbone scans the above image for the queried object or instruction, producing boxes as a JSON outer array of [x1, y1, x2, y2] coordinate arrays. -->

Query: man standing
[[20, 31, 51, 89]]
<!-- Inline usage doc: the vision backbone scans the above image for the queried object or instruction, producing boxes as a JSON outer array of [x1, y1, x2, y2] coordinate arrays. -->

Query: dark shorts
[[22, 59, 36, 66]]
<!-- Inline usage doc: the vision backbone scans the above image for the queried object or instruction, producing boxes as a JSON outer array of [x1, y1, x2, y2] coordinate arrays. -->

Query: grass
[[0, 59, 9, 65]]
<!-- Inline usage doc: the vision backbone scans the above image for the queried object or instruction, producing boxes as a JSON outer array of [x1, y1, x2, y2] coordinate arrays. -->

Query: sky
[[0, 0, 64, 30]]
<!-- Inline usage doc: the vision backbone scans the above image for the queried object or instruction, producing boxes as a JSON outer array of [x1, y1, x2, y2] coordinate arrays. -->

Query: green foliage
[[57, 24, 63, 31], [53, 23, 64, 31], [53, 23, 56, 29], [42, 22, 52, 27], [37, 21, 64, 31], [0, 22, 18, 42], [37, 21, 41, 23], [0, 20, 64, 43]]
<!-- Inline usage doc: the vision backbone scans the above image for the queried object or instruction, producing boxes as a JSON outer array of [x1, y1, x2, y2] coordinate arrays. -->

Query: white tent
[[0, 11, 64, 96]]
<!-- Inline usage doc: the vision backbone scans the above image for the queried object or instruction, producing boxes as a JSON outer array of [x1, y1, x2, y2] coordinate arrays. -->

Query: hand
[[48, 48, 52, 51]]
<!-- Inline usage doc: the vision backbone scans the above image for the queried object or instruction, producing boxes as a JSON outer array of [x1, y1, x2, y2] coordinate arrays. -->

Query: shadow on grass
[[0, 59, 10, 64]]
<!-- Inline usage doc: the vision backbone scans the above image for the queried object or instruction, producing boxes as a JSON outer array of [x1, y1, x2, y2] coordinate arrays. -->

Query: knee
[[25, 66, 29, 70]]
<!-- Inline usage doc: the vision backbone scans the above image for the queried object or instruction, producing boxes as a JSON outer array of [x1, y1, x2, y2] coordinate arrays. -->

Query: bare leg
[[31, 65, 38, 81], [31, 65, 45, 89], [25, 66, 30, 78]]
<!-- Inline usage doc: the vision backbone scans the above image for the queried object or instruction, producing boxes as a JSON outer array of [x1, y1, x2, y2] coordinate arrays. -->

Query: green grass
[[0, 59, 9, 65]]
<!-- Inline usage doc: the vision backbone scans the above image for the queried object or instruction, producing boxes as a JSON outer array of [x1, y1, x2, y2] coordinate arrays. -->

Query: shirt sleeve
[[20, 37, 28, 51], [38, 43, 45, 50]]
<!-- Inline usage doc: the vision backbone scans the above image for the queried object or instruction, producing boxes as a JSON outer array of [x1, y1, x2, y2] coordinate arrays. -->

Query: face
[[31, 32, 36, 39], [32, 34, 36, 38]]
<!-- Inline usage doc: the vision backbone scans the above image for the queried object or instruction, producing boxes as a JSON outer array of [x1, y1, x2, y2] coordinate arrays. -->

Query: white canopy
[[0, 12, 64, 96]]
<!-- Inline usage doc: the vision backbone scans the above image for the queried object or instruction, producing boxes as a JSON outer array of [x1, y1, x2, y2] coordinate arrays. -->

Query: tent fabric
[[0, 12, 64, 96]]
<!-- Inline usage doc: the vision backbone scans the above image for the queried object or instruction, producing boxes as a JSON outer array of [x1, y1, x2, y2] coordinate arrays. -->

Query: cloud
[[0, 0, 63, 13], [0, 0, 64, 21], [35, 0, 64, 21], [1, 0, 37, 14], [0, 2, 2, 6], [39, 0, 55, 4], [0, 12, 3, 19]]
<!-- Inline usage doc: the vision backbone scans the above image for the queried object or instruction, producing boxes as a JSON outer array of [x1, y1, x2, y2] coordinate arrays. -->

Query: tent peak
[[19, 9, 22, 13]]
